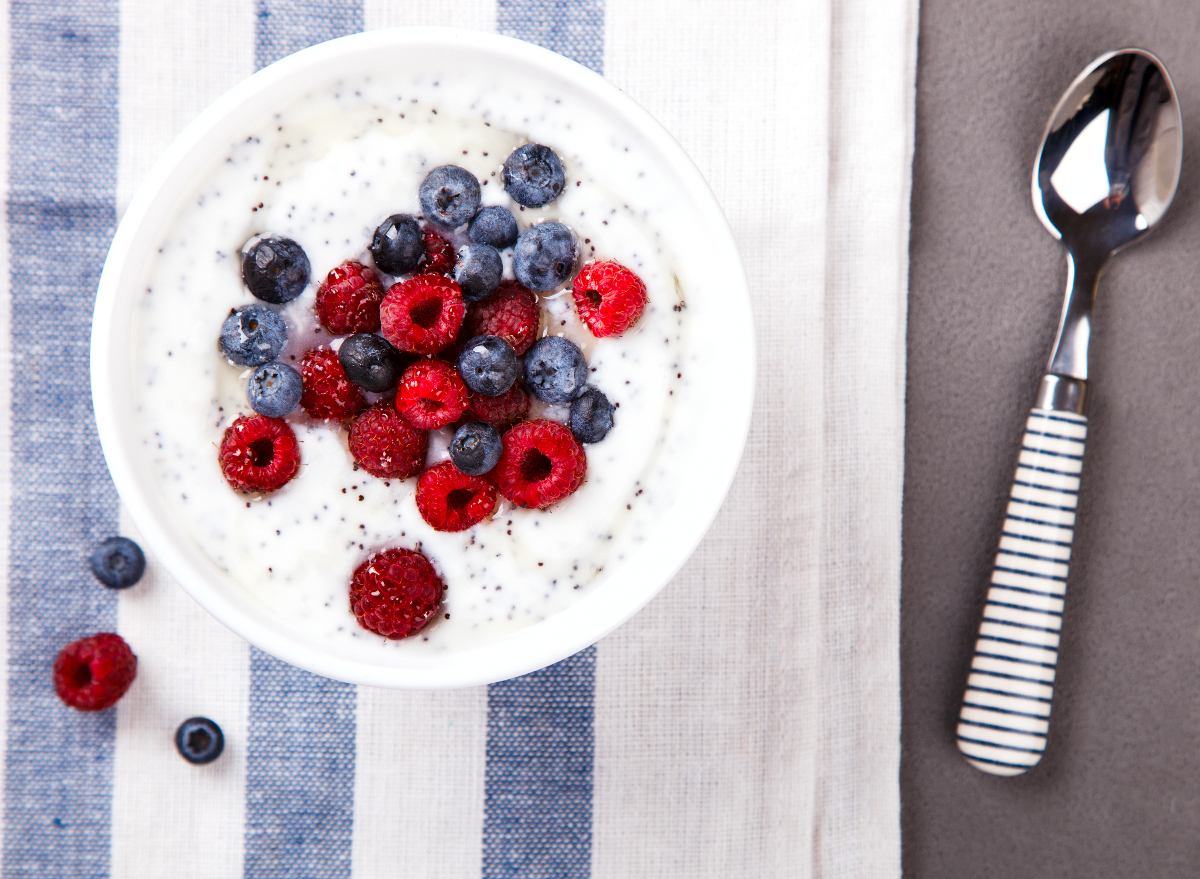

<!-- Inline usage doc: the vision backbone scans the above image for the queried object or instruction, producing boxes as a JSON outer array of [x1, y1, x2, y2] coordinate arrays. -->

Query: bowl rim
[[90, 26, 755, 688]]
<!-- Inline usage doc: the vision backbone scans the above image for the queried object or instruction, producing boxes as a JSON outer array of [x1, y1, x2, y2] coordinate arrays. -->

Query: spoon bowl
[[956, 49, 1182, 776], [1032, 49, 1182, 388], [1034, 50, 1182, 255]]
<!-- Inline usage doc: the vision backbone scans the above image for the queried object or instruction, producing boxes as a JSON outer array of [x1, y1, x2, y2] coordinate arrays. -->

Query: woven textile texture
[[0, 0, 917, 876]]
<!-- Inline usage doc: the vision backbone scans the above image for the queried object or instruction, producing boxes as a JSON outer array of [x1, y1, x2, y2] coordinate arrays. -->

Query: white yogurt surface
[[132, 73, 690, 662]]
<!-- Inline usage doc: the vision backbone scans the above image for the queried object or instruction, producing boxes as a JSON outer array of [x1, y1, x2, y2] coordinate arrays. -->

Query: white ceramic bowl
[[91, 27, 753, 688]]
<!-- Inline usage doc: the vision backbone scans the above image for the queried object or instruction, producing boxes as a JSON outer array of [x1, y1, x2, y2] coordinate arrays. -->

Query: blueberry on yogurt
[[247, 362, 303, 418], [569, 386, 615, 443], [338, 333, 406, 393], [241, 236, 310, 304], [418, 165, 481, 228], [468, 206, 519, 248], [449, 421, 503, 476], [457, 335, 518, 397], [454, 244, 503, 302], [370, 214, 423, 275], [513, 222, 579, 291], [219, 304, 288, 366], [523, 335, 587, 404], [503, 143, 566, 207]]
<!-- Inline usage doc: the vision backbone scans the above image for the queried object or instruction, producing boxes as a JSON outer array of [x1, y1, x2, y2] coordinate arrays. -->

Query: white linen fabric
[[0, 0, 916, 875]]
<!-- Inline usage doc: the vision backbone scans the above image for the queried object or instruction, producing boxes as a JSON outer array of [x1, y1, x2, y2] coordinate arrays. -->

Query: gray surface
[[903, 3, 1200, 876]]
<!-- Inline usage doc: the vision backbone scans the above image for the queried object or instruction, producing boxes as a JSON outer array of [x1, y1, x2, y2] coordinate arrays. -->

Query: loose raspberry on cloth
[[53, 633, 138, 711]]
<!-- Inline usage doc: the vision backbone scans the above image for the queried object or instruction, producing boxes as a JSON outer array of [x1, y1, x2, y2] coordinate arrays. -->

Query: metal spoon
[[956, 49, 1182, 776]]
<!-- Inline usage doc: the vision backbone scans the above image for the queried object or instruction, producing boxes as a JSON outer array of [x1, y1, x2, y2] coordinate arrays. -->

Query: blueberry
[[370, 214, 423, 275], [218, 305, 288, 366], [569, 386, 615, 443], [513, 222, 578, 291], [457, 335, 518, 396], [175, 717, 225, 765], [338, 333, 407, 393], [419, 165, 481, 228], [468, 206, 519, 248], [503, 143, 566, 207], [247, 362, 303, 417], [523, 335, 587, 404], [89, 536, 146, 589], [454, 244, 504, 302], [449, 421, 504, 476], [241, 236, 310, 304]]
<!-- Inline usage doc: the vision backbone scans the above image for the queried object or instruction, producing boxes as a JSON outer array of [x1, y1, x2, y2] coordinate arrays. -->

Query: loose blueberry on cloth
[[89, 536, 146, 589], [175, 717, 225, 765]]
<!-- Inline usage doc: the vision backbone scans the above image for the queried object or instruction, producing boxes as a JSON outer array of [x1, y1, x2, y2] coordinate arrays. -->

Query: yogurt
[[131, 73, 689, 661]]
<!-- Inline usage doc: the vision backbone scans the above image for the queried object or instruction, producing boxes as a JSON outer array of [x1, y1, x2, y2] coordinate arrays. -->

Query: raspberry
[[464, 280, 540, 355], [494, 419, 587, 508], [380, 273, 465, 355], [415, 461, 497, 532], [314, 261, 385, 334], [464, 382, 530, 430], [572, 259, 647, 337], [300, 348, 366, 420], [53, 633, 138, 711], [420, 227, 455, 275], [218, 414, 301, 492], [349, 547, 443, 639], [397, 359, 468, 429], [348, 401, 428, 479]]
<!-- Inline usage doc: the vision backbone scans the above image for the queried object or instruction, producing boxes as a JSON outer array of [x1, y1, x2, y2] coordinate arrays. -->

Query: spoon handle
[[957, 405, 1087, 775]]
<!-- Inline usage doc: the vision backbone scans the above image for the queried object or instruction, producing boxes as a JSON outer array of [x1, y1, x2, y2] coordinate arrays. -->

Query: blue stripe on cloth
[[243, 648, 356, 879], [483, 647, 597, 879], [485, 9, 604, 875], [243, 8, 360, 878], [255, 0, 363, 69], [4, 3, 121, 876], [497, 0, 605, 73]]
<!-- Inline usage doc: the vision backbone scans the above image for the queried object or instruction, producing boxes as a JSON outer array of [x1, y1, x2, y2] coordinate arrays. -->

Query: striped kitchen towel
[[0, 0, 916, 876]]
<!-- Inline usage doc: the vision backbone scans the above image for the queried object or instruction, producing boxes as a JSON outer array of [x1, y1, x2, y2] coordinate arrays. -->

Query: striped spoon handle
[[957, 406, 1087, 776]]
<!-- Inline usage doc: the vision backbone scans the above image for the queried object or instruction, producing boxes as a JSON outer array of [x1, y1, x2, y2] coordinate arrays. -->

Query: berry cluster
[[214, 142, 650, 640]]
